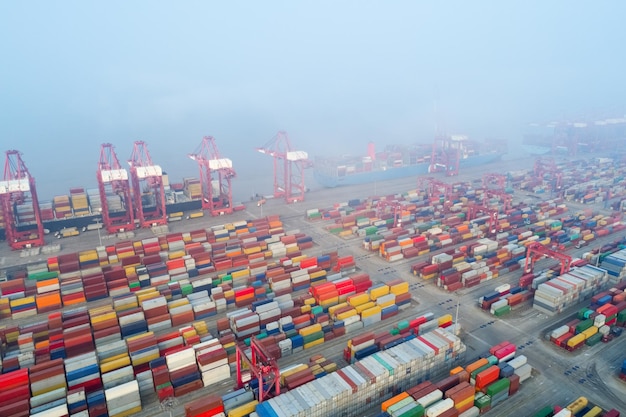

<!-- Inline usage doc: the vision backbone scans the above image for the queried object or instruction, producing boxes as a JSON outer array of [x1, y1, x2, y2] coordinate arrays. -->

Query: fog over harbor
[[1, 2, 625, 202]]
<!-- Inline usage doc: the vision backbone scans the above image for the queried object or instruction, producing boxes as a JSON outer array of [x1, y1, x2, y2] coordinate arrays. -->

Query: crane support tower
[[0, 150, 45, 250], [376, 199, 403, 228], [256, 131, 310, 204], [467, 203, 500, 236], [429, 135, 462, 177], [482, 173, 507, 192], [97, 143, 135, 233], [128, 141, 167, 228], [236, 337, 280, 403], [188, 136, 236, 216], [523, 241, 572, 275]]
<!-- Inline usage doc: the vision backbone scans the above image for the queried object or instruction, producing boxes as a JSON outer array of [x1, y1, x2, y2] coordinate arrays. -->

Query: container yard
[[1, 151, 626, 417]]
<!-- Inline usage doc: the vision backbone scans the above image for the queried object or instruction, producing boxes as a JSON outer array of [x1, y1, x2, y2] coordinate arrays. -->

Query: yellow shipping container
[[109, 405, 142, 417], [455, 396, 475, 411], [567, 333, 586, 347], [280, 364, 308, 385], [189, 212, 204, 219], [299, 323, 322, 336], [132, 351, 159, 366], [567, 397, 588, 414], [285, 246, 299, 255], [11, 296, 35, 307], [79, 251, 98, 262], [227, 401, 259, 417], [438, 314, 453, 326], [300, 304, 312, 314], [231, 269, 249, 279], [328, 303, 348, 316], [361, 306, 382, 319], [348, 293, 370, 307], [91, 311, 117, 325], [243, 246, 261, 255], [376, 297, 395, 309], [389, 282, 409, 295], [369, 285, 390, 301], [319, 297, 338, 307], [168, 250, 186, 260], [101, 356, 131, 373], [355, 301, 376, 314], [116, 251, 135, 259], [336, 309, 357, 321], [309, 270, 326, 280], [324, 363, 337, 373], [582, 406, 603, 417], [291, 255, 307, 265], [303, 338, 325, 350], [31, 381, 67, 397], [581, 326, 598, 339], [168, 299, 190, 309]]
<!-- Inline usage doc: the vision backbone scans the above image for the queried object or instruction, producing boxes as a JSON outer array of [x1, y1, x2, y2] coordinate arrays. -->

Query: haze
[[1, 1, 625, 201]]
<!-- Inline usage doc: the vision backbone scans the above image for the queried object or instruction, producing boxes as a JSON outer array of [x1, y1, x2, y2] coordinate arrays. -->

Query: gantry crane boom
[[97, 143, 135, 233], [128, 141, 167, 228], [256, 131, 310, 204], [523, 241, 572, 275], [0, 150, 45, 249], [188, 136, 236, 216]]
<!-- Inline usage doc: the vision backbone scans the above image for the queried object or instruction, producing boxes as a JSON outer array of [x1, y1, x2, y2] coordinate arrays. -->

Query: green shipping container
[[585, 333, 602, 346], [575, 319, 593, 334], [486, 355, 499, 366], [617, 310, 626, 323], [181, 284, 193, 296], [397, 403, 425, 417], [471, 363, 493, 380], [494, 305, 511, 316], [302, 331, 324, 344], [577, 308, 591, 320], [532, 406, 554, 417], [27, 271, 59, 281], [486, 378, 510, 396], [474, 393, 491, 409]]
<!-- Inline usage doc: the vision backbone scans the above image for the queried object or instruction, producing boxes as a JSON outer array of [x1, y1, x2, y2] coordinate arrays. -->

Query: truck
[[55, 227, 80, 239]]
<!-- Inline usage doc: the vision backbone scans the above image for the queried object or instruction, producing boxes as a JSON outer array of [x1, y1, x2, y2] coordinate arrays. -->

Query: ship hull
[[314, 153, 503, 188]]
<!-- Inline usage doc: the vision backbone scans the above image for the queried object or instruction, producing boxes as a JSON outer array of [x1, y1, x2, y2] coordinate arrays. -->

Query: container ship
[[313, 136, 506, 188], [0, 173, 204, 240], [523, 117, 626, 156]]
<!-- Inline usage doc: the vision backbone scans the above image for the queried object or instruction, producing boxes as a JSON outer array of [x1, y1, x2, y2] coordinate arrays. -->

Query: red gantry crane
[[429, 135, 463, 177], [128, 141, 167, 228], [0, 150, 45, 249], [256, 131, 310, 204], [97, 143, 135, 233], [188, 136, 236, 216], [523, 241, 572, 275], [236, 338, 280, 403]]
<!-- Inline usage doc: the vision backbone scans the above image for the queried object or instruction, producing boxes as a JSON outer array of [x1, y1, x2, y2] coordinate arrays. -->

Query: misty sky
[[1, 1, 625, 201]]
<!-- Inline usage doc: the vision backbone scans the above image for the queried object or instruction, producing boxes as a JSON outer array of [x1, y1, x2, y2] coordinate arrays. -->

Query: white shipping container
[[29, 403, 69, 417], [426, 398, 454, 417], [417, 389, 443, 408]]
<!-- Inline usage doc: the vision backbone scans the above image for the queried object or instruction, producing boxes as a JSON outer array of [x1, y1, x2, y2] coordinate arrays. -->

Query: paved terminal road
[[2, 153, 626, 416]]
